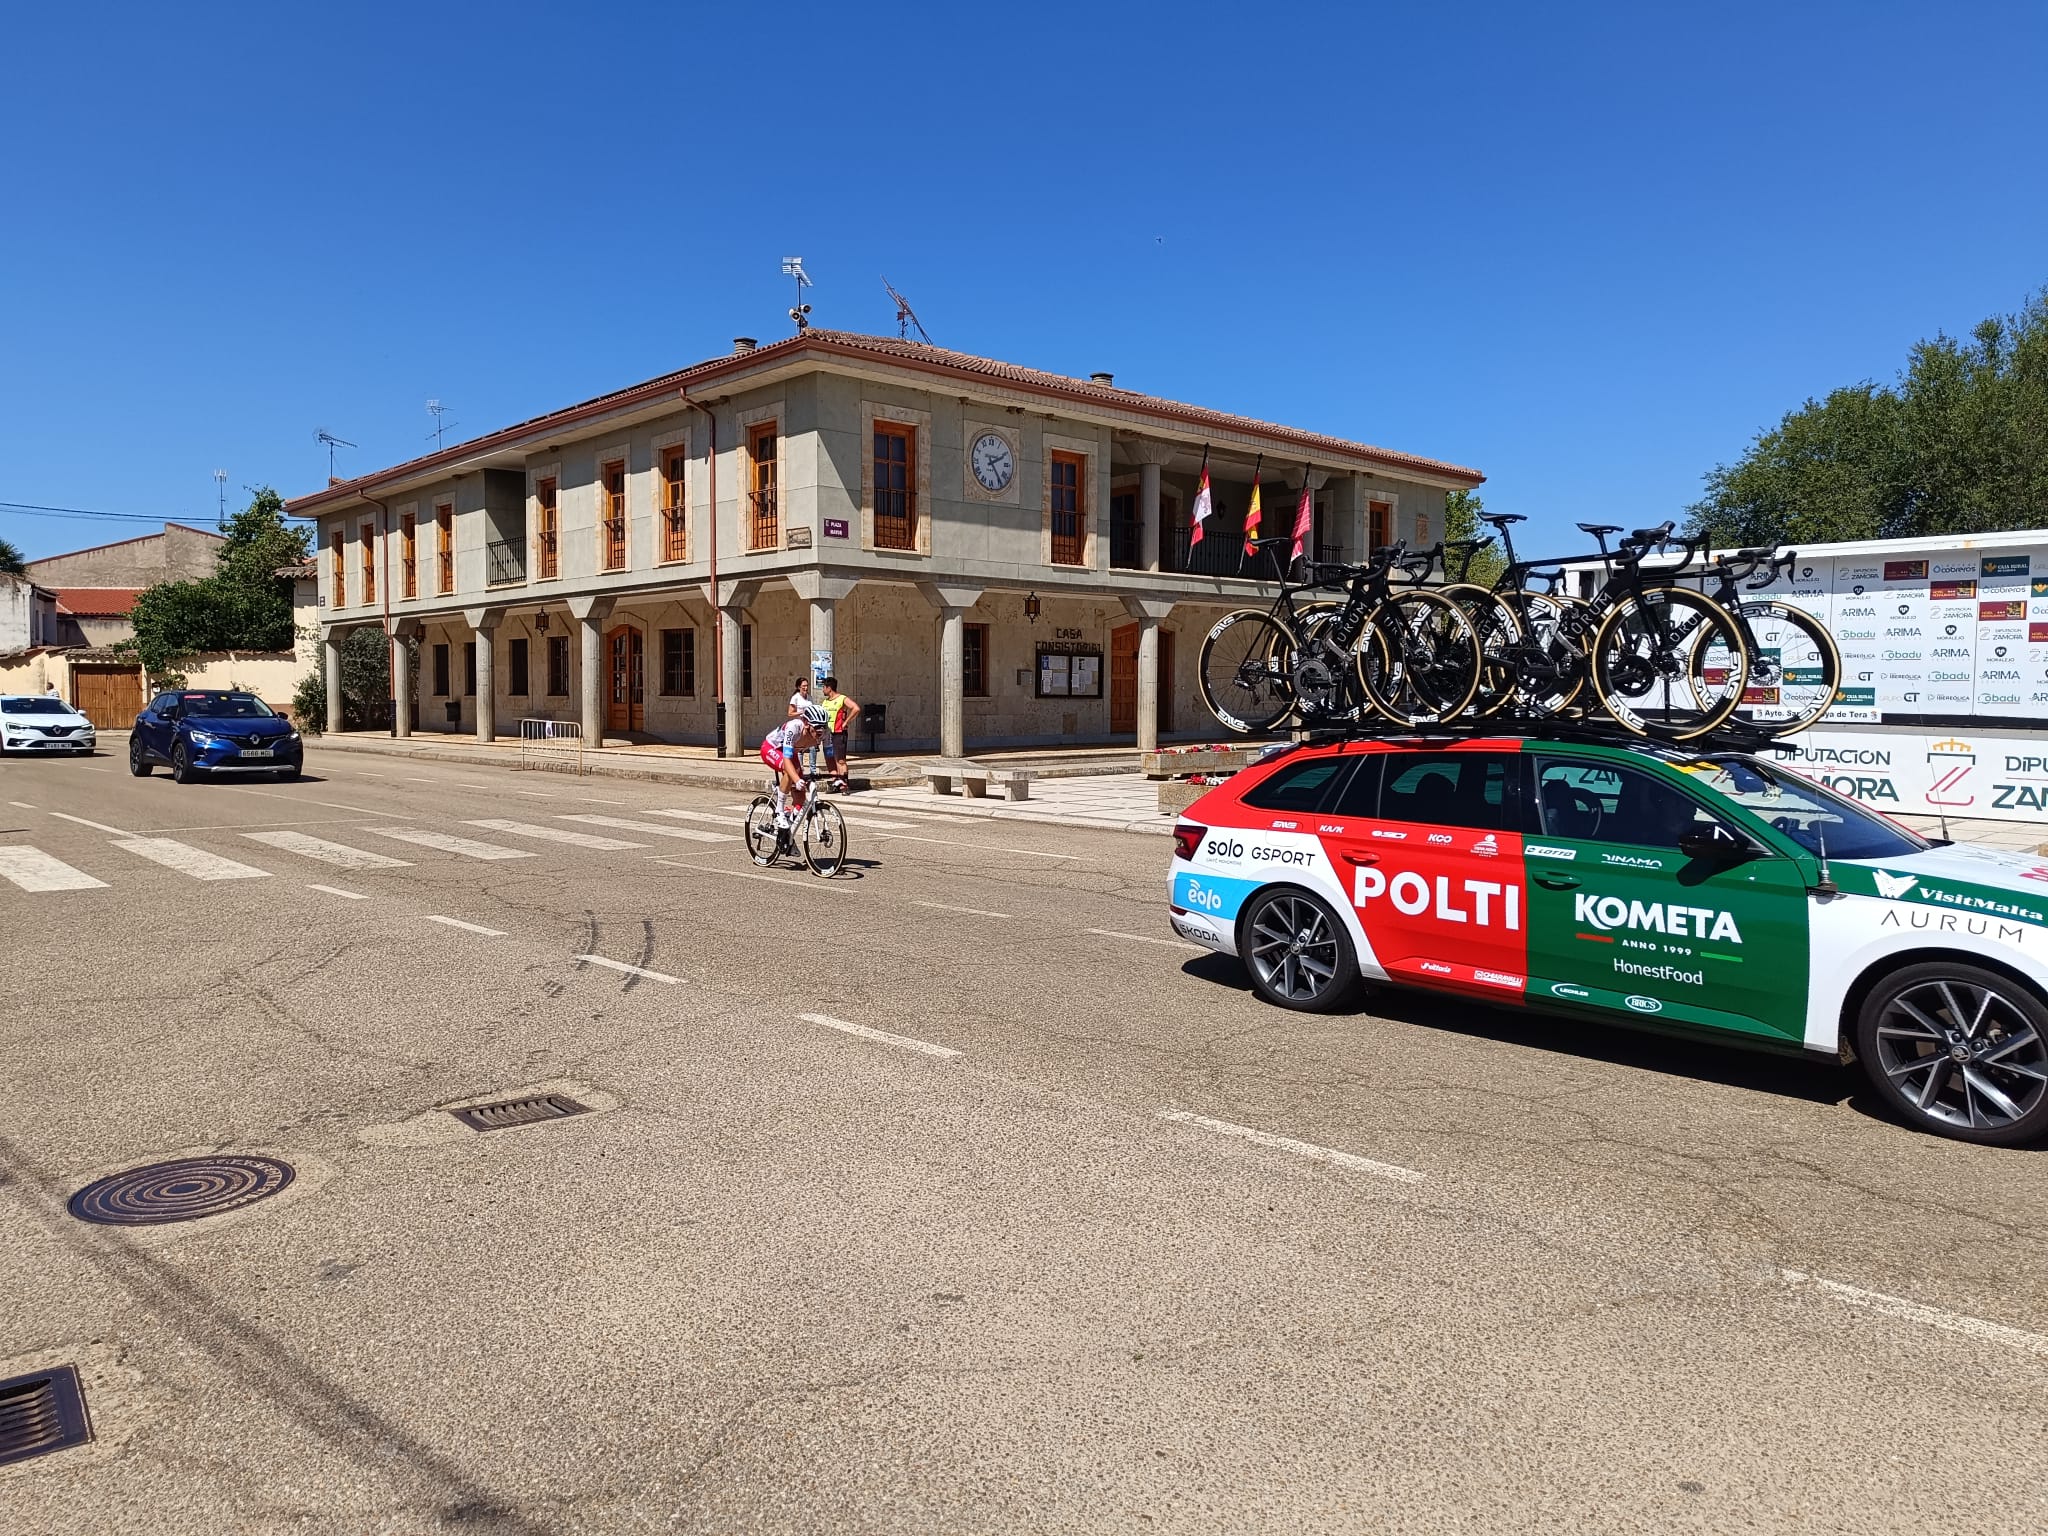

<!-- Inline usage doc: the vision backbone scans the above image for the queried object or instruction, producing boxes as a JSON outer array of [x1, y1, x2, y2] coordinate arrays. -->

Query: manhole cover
[[0, 1365, 93, 1467], [449, 1093, 589, 1132], [67, 1155, 295, 1226]]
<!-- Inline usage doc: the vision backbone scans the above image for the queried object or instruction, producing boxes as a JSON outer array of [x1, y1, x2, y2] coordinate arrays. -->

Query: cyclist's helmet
[[798, 703, 829, 730]]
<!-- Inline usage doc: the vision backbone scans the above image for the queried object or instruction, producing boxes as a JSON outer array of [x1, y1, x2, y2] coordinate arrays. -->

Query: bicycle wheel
[[744, 797, 781, 866], [1438, 583, 1522, 719], [1199, 610, 1299, 734], [1286, 602, 1374, 725], [1717, 600, 1842, 738], [1354, 590, 1483, 726], [1590, 586, 1749, 739], [1505, 592, 1591, 718], [801, 801, 849, 877]]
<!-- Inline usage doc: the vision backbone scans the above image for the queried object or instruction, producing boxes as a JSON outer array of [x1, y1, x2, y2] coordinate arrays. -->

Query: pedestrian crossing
[[0, 806, 748, 894]]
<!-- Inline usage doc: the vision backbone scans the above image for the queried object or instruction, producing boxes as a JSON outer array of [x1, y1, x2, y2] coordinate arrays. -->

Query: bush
[[294, 628, 416, 733]]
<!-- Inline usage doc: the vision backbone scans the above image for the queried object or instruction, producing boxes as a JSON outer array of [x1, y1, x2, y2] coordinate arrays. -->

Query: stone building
[[285, 331, 1483, 755]]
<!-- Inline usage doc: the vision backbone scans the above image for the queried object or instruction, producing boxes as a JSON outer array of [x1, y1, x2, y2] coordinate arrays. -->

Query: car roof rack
[[1286, 714, 1803, 759]]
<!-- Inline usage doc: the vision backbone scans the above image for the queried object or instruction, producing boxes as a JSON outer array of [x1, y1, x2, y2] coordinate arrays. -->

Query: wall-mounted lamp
[[535, 612, 550, 633], [1024, 591, 1042, 625]]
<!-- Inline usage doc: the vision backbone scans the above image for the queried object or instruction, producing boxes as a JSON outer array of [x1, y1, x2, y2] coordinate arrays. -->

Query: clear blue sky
[[3, 0, 2042, 561]]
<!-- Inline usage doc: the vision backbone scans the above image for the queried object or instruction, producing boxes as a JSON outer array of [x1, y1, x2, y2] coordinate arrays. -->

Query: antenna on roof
[[314, 429, 357, 482], [426, 399, 459, 449], [882, 275, 931, 343], [781, 256, 812, 332], [212, 469, 228, 526]]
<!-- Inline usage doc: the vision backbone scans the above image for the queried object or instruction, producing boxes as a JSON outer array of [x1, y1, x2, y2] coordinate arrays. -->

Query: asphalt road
[[2, 741, 2044, 1535]]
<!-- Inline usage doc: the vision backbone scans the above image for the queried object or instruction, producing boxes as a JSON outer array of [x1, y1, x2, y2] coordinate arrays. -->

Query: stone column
[[1123, 597, 1175, 754], [323, 630, 344, 734], [917, 582, 983, 761], [1125, 438, 1176, 573], [465, 608, 501, 743], [565, 594, 615, 749], [720, 609, 744, 755], [389, 624, 415, 739]]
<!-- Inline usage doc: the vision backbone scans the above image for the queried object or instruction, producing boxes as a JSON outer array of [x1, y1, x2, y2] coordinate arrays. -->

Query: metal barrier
[[518, 717, 585, 775]]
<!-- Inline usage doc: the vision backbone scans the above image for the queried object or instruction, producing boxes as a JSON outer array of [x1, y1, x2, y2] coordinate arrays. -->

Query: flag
[[1241, 459, 1263, 558], [1188, 448, 1213, 546], [1290, 467, 1314, 566]]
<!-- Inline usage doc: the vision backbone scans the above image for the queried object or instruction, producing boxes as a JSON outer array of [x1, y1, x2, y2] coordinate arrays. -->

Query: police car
[[1168, 734, 2048, 1146]]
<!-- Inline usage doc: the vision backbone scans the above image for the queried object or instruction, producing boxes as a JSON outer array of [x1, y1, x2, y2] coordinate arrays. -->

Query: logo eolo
[[1574, 892, 1744, 943]]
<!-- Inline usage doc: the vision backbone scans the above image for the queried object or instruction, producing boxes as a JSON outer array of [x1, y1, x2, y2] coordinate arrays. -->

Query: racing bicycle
[[744, 774, 849, 876], [1688, 546, 1843, 738]]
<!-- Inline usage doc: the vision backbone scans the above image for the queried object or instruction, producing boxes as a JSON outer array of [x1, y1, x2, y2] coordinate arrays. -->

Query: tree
[[1443, 489, 1506, 585], [123, 487, 309, 673], [0, 535, 25, 575], [292, 627, 411, 733], [1687, 289, 2048, 547]]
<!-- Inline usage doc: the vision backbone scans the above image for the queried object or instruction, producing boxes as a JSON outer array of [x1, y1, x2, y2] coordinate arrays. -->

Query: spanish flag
[[1241, 461, 1263, 557]]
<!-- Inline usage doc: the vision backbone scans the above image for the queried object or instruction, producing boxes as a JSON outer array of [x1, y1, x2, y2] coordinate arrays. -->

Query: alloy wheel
[[1246, 893, 1341, 1005], [1873, 978, 2048, 1134]]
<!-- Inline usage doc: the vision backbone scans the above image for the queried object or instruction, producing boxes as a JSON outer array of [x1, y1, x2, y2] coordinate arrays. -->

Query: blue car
[[130, 689, 304, 783]]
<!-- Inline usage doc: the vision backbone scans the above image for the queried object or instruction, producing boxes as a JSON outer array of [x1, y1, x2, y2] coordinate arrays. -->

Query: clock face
[[970, 432, 1014, 492]]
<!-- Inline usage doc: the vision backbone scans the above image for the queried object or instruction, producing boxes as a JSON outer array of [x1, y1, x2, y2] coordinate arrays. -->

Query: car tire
[[129, 737, 152, 776], [170, 743, 197, 784], [1854, 961, 2048, 1146], [1238, 886, 1359, 1013]]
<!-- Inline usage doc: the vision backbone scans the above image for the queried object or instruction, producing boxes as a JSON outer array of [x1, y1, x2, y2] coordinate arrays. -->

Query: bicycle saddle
[[1479, 512, 1526, 525], [1576, 523, 1621, 537]]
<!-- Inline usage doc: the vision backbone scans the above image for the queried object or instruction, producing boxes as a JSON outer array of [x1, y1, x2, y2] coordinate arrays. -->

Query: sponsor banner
[[1787, 726, 2048, 823], [1173, 869, 1262, 921]]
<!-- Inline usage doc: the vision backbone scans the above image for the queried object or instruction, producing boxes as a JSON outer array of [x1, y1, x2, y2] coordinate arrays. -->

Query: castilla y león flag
[[1188, 448, 1214, 547], [1241, 462, 1263, 557], [1290, 469, 1314, 565]]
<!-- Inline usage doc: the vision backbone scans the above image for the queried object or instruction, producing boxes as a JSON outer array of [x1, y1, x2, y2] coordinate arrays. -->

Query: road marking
[[425, 915, 507, 937], [466, 818, 647, 851], [799, 1013, 960, 1060], [457, 782, 492, 789], [1088, 927, 1203, 953], [874, 831, 1076, 860], [406, 776, 442, 784], [307, 883, 368, 900], [576, 954, 681, 985], [8, 801, 35, 809], [51, 811, 134, 835], [560, 814, 731, 843], [1778, 1269, 2048, 1359], [219, 788, 398, 816], [112, 838, 272, 881], [583, 796, 629, 806], [649, 857, 846, 892], [0, 847, 108, 892], [363, 828, 534, 860], [915, 899, 1012, 919], [1156, 1111, 1427, 1185], [837, 815, 923, 830], [513, 790, 553, 798], [241, 830, 412, 868], [647, 808, 738, 826]]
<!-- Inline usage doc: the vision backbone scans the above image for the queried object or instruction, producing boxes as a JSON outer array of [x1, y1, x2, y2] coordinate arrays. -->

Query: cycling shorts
[[760, 739, 788, 771]]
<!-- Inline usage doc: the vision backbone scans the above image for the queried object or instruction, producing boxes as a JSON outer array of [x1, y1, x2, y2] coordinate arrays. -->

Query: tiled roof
[[51, 587, 146, 617]]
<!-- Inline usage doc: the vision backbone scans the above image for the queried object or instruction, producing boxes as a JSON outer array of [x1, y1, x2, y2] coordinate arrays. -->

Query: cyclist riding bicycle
[[761, 703, 830, 827]]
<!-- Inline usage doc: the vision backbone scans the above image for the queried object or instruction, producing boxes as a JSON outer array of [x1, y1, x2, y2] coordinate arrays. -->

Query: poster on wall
[[1036, 644, 1103, 700]]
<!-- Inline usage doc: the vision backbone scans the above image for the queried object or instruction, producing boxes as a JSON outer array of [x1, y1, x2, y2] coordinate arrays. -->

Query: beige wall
[[26, 524, 223, 588], [175, 652, 309, 708]]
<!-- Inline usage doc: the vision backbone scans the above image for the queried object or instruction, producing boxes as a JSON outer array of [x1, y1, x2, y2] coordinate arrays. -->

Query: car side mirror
[[1679, 829, 1748, 862]]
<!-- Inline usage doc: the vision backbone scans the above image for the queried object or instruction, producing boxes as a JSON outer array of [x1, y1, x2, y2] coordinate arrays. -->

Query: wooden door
[[1110, 624, 1137, 734], [70, 665, 143, 728], [605, 626, 644, 732]]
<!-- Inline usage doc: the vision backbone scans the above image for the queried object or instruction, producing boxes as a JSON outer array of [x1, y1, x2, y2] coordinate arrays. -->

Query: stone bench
[[924, 759, 1035, 801]]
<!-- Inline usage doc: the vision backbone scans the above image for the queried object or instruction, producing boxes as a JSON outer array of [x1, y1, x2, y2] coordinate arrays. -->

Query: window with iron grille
[[359, 521, 376, 604], [436, 503, 454, 593], [659, 446, 688, 562], [873, 423, 915, 550], [330, 528, 345, 606], [1369, 500, 1392, 553], [546, 635, 569, 696], [599, 460, 627, 571], [964, 622, 989, 697], [747, 424, 778, 550], [741, 623, 754, 697], [661, 627, 694, 695], [1109, 489, 1140, 569], [463, 641, 476, 696], [535, 478, 559, 579], [509, 636, 529, 696], [401, 513, 417, 597], [432, 643, 450, 696], [1049, 452, 1086, 565]]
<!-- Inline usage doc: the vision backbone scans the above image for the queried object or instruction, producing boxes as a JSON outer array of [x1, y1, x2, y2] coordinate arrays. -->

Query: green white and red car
[[1167, 733, 2048, 1145]]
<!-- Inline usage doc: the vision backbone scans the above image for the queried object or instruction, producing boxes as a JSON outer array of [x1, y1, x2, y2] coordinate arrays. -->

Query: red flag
[[1290, 472, 1314, 565], [1241, 463, 1263, 557], [1188, 452, 1213, 547]]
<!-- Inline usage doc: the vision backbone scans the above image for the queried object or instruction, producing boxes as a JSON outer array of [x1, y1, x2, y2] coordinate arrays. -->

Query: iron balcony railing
[[486, 538, 527, 586], [747, 490, 779, 551]]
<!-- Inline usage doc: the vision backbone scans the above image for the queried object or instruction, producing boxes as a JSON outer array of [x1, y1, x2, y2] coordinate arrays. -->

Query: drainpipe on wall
[[681, 387, 721, 754]]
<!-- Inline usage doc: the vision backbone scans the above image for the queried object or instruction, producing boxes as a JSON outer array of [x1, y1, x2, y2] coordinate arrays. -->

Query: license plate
[[240, 747, 275, 758]]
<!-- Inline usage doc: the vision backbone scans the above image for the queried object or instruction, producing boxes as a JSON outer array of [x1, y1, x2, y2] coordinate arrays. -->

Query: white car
[[0, 694, 97, 755]]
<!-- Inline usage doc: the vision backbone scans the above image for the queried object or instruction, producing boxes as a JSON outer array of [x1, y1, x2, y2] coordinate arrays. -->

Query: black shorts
[[829, 730, 849, 759]]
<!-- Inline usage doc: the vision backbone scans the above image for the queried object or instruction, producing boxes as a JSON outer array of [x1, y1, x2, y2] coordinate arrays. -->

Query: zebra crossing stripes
[[112, 838, 271, 881], [0, 847, 107, 892], [557, 814, 733, 843], [241, 830, 412, 869], [360, 827, 535, 860], [465, 819, 647, 851]]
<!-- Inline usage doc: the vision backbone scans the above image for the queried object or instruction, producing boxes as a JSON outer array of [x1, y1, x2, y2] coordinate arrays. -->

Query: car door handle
[[1342, 852, 1380, 867], [1535, 872, 1580, 889]]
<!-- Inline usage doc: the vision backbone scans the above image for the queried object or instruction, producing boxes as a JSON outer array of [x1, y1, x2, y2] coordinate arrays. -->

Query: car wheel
[[1855, 962, 2048, 1146], [170, 743, 197, 784], [129, 737, 152, 776], [1239, 886, 1359, 1012]]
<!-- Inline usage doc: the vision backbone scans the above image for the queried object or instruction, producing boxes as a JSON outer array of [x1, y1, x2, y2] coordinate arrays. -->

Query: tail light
[[1172, 822, 1205, 861]]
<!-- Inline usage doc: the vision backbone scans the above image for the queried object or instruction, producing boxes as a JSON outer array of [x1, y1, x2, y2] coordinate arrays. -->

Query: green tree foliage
[[1442, 489, 1506, 585], [124, 487, 310, 672], [0, 535, 26, 575], [1687, 290, 2048, 547]]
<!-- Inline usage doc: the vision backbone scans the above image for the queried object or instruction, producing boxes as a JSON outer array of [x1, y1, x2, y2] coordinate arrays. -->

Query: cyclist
[[761, 703, 829, 827]]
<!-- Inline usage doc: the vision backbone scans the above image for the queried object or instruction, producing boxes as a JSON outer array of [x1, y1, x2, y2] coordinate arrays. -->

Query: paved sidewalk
[[843, 773, 1176, 835]]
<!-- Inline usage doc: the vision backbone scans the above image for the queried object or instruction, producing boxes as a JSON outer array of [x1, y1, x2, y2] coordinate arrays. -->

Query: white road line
[[1088, 927, 1203, 953], [648, 857, 846, 892], [112, 838, 273, 882], [466, 818, 647, 850], [457, 782, 492, 789], [9, 800, 36, 809], [219, 788, 399, 816], [0, 848, 108, 892], [242, 830, 412, 869], [307, 883, 368, 900], [50, 811, 134, 835], [406, 777, 442, 784], [914, 899, 1012, 919], [363, 828, 535, 860], [1779, 1269, 2048, 1359], [425, 915, 507, 937], [799, 1013, 960, 1060], [583, 796, 629, 806], [1156, 1111, 1427, 1185], [646, 808, 738, 826], [560, 814, 732, 843], [513, 790, 553, 798], [576, 954, 681, 985], [874, 831, 1076, 860], [837, 816, 924, 830]]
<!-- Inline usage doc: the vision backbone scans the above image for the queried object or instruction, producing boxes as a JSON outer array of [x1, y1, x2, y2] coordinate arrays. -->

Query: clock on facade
[[969, 431, 1014, 493]]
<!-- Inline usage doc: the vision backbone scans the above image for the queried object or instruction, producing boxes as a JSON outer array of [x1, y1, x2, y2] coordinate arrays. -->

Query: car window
[[1326, 755, 1385, 818], [1687, 756, 1929, 861], [2, 698, 69, 715], [1378, 752, 1515, 830], [182, 693, 275, 719], [148, 693, 178, 715], [1239, 755, 1353, 814], [1535, 758, 1723, 849]]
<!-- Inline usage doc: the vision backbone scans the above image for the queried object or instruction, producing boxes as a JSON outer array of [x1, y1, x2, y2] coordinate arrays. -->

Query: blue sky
[[2, 0, 2042, 561]]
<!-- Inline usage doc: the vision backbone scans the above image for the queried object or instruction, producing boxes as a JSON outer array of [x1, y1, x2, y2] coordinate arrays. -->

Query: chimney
[[732, 336, 758, 356], [1089, 371, 1114, 385]]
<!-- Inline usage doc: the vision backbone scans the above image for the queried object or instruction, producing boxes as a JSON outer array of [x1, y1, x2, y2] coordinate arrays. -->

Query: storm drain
[[0, 1365, 92, 1468], [68, 1155, 295, 1226], [449, 1094, 590, 1132]]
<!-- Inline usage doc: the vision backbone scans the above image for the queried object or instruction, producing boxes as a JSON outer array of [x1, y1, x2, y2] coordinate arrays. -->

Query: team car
[[1168, 734, 2048, 1146], [129, 690, 303, 782], [0, 694, 97, 754]]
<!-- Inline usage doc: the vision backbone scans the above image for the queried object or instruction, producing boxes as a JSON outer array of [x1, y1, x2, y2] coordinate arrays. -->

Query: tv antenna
[[882, 276, 931, 343], [426, 398, 459, 448], [212, 468, 228, 524], [781, 256, 812, 332], [314, 429, 357, 481]]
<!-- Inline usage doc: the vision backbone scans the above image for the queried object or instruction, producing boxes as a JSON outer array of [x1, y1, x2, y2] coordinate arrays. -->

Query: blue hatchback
[[130, 689, 304, 783]]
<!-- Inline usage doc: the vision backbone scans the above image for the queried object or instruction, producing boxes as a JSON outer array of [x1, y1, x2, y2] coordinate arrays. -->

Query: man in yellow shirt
[[817, 677, 860, 790]]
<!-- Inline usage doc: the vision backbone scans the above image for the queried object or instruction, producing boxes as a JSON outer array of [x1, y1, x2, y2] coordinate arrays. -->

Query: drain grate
[[0, 1365, 93, 1468], [68, 1155, 295, 1226], [449, 1093, 590, 1132]]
